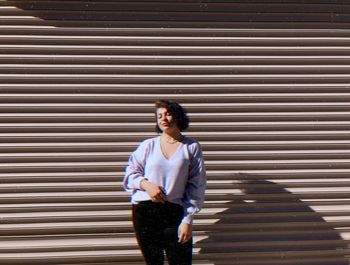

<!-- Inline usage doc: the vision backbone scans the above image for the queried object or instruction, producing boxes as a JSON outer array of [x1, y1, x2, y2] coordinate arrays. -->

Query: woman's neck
[[161, 130, 183, 143]]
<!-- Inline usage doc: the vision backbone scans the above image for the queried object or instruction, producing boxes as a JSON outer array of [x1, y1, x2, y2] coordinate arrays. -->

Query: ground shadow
[[197, 175, 349, 265]]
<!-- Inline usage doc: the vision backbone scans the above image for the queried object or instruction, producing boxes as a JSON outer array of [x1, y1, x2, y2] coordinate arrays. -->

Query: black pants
[[132, 200, 193, 265]]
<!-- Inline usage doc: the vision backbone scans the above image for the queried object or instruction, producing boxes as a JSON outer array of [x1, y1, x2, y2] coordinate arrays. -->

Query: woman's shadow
[[196, 175, 349, 265]]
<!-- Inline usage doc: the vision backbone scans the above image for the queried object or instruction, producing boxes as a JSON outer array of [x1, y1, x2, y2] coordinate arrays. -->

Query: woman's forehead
[[156, 107, 169, 114]]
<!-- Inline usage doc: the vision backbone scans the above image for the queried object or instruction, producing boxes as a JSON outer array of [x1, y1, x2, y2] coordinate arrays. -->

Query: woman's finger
[[157, 193, 166, 203], [152, 194, 165, 203], [178, 233, 185, 243], [183, 234, 191, 243]]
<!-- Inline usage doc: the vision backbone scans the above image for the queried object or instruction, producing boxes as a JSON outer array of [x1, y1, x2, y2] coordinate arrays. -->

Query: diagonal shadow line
[[196, 175, 349, 265]]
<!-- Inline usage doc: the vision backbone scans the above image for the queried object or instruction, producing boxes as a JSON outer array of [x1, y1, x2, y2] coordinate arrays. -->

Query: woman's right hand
[[140, 180, 166, 203]]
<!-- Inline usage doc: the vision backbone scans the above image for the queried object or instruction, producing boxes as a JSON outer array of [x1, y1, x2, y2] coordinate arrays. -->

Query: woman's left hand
[[178, 222, 192, 244]]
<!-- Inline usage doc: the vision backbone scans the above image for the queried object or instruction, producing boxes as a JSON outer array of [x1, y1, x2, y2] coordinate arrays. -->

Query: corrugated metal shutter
[[1, 0, 350, 264]]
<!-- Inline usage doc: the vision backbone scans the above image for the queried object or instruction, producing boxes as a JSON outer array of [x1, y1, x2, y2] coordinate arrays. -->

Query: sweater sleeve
[[181, 142, 206, 224], [123, 140, 149, 192]]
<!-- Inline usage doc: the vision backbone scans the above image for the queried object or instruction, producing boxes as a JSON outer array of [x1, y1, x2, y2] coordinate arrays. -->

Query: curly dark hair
[[154, 99, 190, 133]]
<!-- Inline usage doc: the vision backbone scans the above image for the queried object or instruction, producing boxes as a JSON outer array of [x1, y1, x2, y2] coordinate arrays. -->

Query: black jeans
[[132, 200, 193, 265]]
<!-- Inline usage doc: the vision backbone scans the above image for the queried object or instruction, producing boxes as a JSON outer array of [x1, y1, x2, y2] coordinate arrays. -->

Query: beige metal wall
[[0, 0, 350, 264]]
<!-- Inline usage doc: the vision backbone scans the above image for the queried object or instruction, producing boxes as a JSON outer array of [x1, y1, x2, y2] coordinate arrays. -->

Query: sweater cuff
[[134, 177, 147, 190], [181, 214, 194, 225]]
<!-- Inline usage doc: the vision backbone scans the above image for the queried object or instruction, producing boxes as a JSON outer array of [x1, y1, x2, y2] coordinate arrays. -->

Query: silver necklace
[[162, 135, 182, 144]]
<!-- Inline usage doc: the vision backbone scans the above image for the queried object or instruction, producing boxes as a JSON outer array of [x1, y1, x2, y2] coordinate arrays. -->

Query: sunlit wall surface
[[0, 0, 349, 264]]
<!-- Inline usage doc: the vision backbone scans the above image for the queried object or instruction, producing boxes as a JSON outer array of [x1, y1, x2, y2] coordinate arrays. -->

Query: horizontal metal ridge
[[65, 260, 209, 265], [204, 150, 350, 160], [1, 131, 350, 141], [2, 111, 350, 116], [0, 251, 346, 265], [2, 17, 350, 29], [0, 92, 350, 101], [203, 192, 350, 201], [3, 140, 350, 149], [2, 27, 350, 37], [2, 74, 350, 84], [4, 63, 350, 68], [0, 136, 349, 144], [1, 169, 350, 181], [0, 202, 130, 213], [207, 168, 350, 177], [0, 249, 140, 264], [0, 102, 348, 113], [1, 92, 350, 96], [2, 163, 349, 173], [2, 55, 350, 61], [0, 172, 121, 177], [9, 63, 350, 67], [1, 16, 350, 29], [0, 237, 137, 253], [0, 231, 345, 251], [2, 123, 350, 129], [3, 44, 350, 51], [0, 219, 346, 233], [0, 192, 128, 204], [0, 190, 348, 204], [2, 54, 350, 59], [0, 118, 349, 128], [2, 175, 350, 185], [2, 9, 350, 19], [3, 159, 350, 167], [0, 208, 349, 221], [0, 181, 349, 192], [0, 191, 126, 197], [4, 64, 350, 75], [0, 210, 133, 223], [1, 114, 350, 123], [0, 182, 121, 193], [3, 46, 350, 55], [3, 36, 350, 46], [3, 2, 350, 13], [0, 236, 347, 253], [0, 201, 348, 213], [3, 35, 350, 41], [3, 57, 350, 67], [0, 251, 347, 265], [2, 149, 350, 162]]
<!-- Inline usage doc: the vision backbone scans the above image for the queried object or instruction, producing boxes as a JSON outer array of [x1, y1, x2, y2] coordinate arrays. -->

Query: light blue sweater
[[123, 136, 206, 224]]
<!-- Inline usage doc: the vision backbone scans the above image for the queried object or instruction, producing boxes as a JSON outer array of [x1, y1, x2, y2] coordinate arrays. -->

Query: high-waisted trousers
[[132, 200, 192, 265]]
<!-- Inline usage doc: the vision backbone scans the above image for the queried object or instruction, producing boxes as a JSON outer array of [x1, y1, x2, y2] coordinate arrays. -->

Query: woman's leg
[[132, 201, 165, 265], [166, 238, 193, 265], [162, 203, 193, 265]]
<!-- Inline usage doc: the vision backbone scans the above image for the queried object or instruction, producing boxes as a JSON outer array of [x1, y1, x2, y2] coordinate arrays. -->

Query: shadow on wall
[[196, 176, 349, 265]]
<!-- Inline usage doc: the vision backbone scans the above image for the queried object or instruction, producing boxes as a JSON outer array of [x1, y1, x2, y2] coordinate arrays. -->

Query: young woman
[[123, 99, 206, 265]]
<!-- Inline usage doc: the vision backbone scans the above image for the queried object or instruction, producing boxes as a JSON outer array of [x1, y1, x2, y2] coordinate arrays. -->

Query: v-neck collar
[[158, 136, 183, 161]]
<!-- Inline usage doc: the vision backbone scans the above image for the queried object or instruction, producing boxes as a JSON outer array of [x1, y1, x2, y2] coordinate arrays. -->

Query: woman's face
[[156, 107, 177, 132]]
